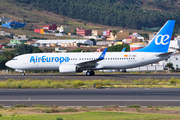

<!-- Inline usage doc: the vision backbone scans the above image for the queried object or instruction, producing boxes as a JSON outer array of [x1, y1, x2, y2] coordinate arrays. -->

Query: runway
[[0, 73, 180, 80], [0, 88, 180, 106]]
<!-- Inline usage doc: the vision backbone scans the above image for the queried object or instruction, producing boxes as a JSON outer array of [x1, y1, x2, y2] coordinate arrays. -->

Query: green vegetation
[[1, 77, 180, 89], [166, 63, 174, 70], [11, 0, 180, 32], [0, 111, 180, 120], [14, 104, 27, 108], [127, 105, 141, 108], [0, 44, 43, 69], [1, 104, 180, 119], [71, 48, 91, 52], [32, 104, 50, 108], [108, 44, 130, 52], [14, 44, 43, 55]]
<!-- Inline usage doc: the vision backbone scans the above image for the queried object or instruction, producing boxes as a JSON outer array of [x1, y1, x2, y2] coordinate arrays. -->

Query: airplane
[[5, 20, 175, 76]]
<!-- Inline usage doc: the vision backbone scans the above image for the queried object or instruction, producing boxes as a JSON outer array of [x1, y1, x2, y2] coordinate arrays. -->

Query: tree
[[0, 56, 8, 69], [112, 30, 117, 37], [71, 48, 83, 52], [14, 44, 43, 55], [166, 63, 173, 69], [166, 63, 173, 73], [2, 51, 15, 60], [108, 44, 130, 52]]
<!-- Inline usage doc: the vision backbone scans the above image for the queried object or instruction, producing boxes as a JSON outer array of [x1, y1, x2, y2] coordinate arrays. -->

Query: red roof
[[43, 25, 50, 27]]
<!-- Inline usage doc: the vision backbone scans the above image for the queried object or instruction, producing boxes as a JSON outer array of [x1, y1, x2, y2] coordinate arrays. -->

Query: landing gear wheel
[[86, 71, 91, 76], [86, 70, 95, 76], [90, 71, 95, 76], [21, 73, 25, 76]]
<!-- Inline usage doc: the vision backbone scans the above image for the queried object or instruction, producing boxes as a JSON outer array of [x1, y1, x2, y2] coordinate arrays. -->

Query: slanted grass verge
[[1, 104, 180, 119], [0, 111, 180, 120], [0, 77, 180, 89]]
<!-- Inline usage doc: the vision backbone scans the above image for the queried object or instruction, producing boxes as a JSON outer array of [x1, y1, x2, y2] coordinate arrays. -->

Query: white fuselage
[[6, 52, 168, 71]]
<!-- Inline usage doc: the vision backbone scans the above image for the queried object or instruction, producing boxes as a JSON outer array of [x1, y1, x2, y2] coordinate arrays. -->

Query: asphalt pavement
[[0, 88, 180, 106]]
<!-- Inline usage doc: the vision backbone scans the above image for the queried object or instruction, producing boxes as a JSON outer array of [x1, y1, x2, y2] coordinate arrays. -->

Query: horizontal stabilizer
[[156, 52, 173, 57]]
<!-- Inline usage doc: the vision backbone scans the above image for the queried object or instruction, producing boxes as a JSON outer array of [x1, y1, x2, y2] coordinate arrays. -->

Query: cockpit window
[[12, 58, 18, 60]]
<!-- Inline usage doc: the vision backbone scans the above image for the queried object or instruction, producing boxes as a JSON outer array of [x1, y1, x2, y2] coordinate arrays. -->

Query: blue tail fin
[[132, 20, 175, 53]]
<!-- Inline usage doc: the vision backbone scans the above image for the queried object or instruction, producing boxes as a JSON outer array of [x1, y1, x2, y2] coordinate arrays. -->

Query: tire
[[21, 73, 25, 76], [90, 71, 95, 76], [86, 72, 91, 76]]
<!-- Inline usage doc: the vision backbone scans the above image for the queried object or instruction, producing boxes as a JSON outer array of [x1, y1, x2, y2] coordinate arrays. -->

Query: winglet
[[121, 47, 126, 52], [98, 48, 107, 60]]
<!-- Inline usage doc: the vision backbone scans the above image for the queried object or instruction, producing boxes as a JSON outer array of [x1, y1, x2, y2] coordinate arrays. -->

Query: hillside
[[0, 0, 131, 40], [7, 0, 180, 33]]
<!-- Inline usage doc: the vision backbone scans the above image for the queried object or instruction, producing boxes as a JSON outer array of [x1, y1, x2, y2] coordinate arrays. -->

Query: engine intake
[[59, 64, 82, 73]]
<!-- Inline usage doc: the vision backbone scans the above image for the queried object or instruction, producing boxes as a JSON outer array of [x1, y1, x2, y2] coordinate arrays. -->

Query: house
[[76, 28, 92, 36], [43, 24, 57, 31], [10, 39, 27, 45], [92, 30, 103, 36], [2, 21, 26, 29], [0, 31, 5, 36], [0, 16, 10, 23], [61, 43, 78, 47], [34, 29, 44, 34], [126, 37, 141, 44], [161, 53, 180, 69], [35, 39, 93, 46], [0, 44, 6, 49], [55, 47, 67, 52], [126, 33, 143, 44], [57, 26, 71, 33], [103, 30, 112, 37], [0, 31, 14, 37], [107, 31, 129, 40], [17, 35, 29, 40]]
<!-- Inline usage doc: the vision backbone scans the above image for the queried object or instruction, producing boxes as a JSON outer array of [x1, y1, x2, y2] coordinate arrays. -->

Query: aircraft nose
[[5, 61, 11, 68]]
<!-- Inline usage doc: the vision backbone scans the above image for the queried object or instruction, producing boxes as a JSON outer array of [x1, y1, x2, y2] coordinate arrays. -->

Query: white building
[[35, 39, 93, 46], [0, 16, 10, 23], [169, 36, 180, 49], [160, 53, 180, 69]]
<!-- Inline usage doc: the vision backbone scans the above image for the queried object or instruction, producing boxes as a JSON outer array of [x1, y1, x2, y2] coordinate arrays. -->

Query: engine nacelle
[[59, 64, 83, 73]]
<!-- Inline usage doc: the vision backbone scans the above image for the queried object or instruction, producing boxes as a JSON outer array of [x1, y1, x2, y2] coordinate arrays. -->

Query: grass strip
[[0, 111, 180, 120], [0, 77, 180, 89]]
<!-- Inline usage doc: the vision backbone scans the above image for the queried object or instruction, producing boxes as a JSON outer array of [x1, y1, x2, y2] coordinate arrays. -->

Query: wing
[[76, 48, 107, 67]]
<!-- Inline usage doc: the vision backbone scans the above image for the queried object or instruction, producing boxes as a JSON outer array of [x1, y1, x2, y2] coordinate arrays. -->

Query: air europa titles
[[30, 56, 69, 64]]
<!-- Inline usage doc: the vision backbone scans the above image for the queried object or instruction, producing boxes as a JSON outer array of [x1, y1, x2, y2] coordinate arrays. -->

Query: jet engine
[[59, 64, 83, 73]]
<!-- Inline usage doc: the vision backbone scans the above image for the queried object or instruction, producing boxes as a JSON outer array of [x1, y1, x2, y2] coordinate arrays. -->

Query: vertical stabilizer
[[132, 20, 175, 53]]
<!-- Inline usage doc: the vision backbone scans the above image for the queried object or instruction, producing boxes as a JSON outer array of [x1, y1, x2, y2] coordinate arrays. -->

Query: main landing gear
[[21, 72, 25, 76], [86, 70, 95, 76]]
